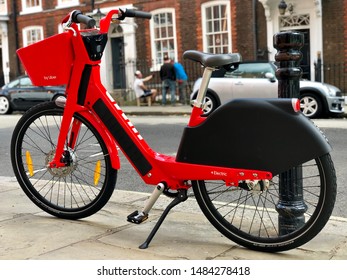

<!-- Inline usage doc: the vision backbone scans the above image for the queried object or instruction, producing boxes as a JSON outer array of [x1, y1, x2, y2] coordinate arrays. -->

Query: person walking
[[173, 61, 188, 104], [159, 54, 176, 106]]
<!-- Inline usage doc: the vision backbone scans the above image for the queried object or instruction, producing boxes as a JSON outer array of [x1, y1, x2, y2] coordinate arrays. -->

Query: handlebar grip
[[122, 9, 152, 19], [72, 10, 96, 28]]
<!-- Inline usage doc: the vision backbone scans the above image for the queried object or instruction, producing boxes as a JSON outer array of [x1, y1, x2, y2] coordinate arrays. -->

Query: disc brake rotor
[[46, 149, 77, 177]]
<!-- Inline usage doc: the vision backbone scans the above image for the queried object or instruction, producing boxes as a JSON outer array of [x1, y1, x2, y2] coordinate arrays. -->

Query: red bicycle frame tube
[[49, 10, 272, 190]]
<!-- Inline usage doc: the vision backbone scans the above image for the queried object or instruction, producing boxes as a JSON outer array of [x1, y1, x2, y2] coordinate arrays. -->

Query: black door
[[298, 29, 310, 80], [283, 29, 310, 80], [0, 50, 4, 87], [111, 37, 126, 89]]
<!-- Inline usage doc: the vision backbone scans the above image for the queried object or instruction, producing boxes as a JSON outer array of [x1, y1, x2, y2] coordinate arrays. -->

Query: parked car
[[191, 62, 345, 118], [0, 75, 65, 115]]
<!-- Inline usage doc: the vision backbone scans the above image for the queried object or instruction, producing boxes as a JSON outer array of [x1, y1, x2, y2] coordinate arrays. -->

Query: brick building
[[0, 0, 346, 99]]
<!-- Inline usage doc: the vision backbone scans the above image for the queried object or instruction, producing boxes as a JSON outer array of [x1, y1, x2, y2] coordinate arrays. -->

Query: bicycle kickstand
[[139, 189, 188, 249]]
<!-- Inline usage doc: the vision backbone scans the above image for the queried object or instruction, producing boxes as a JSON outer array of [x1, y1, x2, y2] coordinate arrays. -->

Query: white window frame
[[21, 0, 42, 14], [150, 8, 178, 71], [56, 0, 79, 9], [0, 0, 7, 14], [201, 0, 232, 54], [22, 26, 43, 47]]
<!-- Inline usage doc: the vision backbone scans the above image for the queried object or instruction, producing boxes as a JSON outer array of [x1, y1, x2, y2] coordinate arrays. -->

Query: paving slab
[[0, 177, 347, 260]]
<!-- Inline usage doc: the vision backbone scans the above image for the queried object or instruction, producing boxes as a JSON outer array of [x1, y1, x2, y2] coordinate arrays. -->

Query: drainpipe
[[252, 0, 258, 60], [12, 0, 20, 76]]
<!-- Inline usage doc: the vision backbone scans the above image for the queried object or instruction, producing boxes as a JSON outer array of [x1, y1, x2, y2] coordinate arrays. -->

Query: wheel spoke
[[193, 155, 336, 251], [11, 102, 117, 219]]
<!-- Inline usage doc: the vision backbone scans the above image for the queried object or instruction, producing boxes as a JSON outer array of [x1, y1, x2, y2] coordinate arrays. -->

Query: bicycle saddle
[[183, 50, 242, 68]]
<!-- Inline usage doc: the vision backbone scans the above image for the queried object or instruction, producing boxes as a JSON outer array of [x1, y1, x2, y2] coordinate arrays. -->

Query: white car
[[191, 62, 345, 118]]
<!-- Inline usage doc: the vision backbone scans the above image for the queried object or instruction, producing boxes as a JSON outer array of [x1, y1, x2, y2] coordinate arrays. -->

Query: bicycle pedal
[[127, 210, 148, 224]]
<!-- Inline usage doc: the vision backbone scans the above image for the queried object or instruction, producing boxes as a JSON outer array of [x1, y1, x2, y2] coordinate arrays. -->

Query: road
[[1, 114, 347, 218]]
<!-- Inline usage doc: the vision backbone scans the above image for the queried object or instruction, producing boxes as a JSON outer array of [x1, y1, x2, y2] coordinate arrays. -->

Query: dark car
[[0, 75, 65, 115], [191, 62, 345, 118]]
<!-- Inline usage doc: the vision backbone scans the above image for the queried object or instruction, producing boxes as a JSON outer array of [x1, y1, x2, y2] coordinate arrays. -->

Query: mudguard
[[176, 99, 331, 175]]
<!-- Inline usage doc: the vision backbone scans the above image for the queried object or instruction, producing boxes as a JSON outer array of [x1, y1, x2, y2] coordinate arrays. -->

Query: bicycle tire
[[11, 101, 117, 219], [192, 154, 336, 252]]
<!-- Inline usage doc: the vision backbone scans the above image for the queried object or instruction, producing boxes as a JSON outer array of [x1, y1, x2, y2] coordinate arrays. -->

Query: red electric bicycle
[[11, 9, 336, 252]]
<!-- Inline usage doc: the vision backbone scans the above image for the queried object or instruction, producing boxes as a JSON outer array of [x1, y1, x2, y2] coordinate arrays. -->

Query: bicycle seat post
[[193, 67, 214, 109]]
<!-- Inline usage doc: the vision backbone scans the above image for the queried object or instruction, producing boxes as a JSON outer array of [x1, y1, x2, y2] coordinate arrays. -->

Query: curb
[[121, 104, 347, 117]]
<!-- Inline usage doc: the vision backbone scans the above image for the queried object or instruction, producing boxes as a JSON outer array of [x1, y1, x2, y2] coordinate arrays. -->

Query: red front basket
[[17, 32, 74, 86]]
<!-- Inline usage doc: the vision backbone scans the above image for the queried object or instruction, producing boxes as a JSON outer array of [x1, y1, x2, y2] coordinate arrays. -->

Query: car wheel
[[0, 96, 12, 115], [300, 93, 322, 118], [202, 93, 218, 116]]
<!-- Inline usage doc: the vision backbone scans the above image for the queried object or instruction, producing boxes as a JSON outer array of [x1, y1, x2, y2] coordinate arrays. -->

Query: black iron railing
[[315, 62, 347, 95], [114, 59, 347, 104], [117, 59, 203, 103]]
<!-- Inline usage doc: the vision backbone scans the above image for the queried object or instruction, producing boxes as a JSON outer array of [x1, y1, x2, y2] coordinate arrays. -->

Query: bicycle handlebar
[[72, 10, 96, 28], [118, 8, 152, 20], [63, 9, 151, 33]]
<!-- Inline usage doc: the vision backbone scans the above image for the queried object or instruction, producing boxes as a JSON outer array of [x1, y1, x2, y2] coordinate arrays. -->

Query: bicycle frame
[[44, 10, 272, 191]]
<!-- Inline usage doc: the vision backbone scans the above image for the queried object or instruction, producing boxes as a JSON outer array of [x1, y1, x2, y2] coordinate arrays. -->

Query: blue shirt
[[174, 62, 188, 81]]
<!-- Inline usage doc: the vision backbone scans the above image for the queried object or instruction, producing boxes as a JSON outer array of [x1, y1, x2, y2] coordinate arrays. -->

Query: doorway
[[0, 48, 4, 86], [281, 28, 310, 80], [111, 37, 126, 89], [298, 29, 310, 80]]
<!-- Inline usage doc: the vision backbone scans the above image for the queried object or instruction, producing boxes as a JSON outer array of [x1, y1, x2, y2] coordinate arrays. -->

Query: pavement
[[1, 175, 347, 260], [0, 103, 347, 261]]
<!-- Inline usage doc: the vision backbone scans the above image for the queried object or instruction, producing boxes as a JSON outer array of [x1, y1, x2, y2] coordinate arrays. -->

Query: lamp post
[[278, 0, 288, 15], [92, 8, 106, 28]]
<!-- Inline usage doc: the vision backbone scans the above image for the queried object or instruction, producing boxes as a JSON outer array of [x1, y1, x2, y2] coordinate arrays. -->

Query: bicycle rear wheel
[[192, 154, 336, 252], [11, 101, 117, 219]]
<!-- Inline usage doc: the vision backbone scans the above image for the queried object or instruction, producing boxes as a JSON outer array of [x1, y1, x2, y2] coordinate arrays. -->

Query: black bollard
[[273, 31, 308, 235], [274, 31, 303, 98]]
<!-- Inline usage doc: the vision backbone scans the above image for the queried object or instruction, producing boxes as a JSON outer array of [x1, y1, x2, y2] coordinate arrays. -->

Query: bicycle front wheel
[[11, 101, 117, 219], [192, 154, 337, 252]]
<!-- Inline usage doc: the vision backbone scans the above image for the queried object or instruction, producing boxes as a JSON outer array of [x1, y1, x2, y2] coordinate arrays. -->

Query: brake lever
[[62, 10, 78, 36], [63, 10, 76, 28], [117, 8, 126, 20]]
